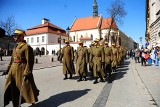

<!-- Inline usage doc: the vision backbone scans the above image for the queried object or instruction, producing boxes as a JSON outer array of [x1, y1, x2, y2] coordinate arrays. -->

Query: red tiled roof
[[25, 22, 68, 37], [101, 18, 118, 29], [70, 16, 101, 31]]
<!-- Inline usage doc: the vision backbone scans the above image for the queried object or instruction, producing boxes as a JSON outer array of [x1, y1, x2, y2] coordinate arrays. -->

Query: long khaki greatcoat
[[75, 46, 88, 76], [4, 41, 39, 107], [88, 47, 93, 71], [104, 46, 113, 65], [90, 45, 105, 77], [111, 47, 119, 68], [117, 46, 122, 65], [61, 45, 75, 75]]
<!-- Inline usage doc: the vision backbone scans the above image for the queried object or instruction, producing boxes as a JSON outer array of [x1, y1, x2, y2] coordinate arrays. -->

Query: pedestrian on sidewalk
[[134, 48, 140, 63], [141, 48, 146, 66], [150, 48, 156, 65], [155, 46, 159, 66], [0, 47, 3, 61], [3, 29, 39, 107], [156, 47, 160, 65]]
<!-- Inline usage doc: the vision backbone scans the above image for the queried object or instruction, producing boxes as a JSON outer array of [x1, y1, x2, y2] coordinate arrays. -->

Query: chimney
[[42, 18, 50, 24]]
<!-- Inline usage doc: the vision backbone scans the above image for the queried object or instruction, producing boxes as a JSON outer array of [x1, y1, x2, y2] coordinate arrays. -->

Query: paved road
[[0, 57, 160, 107]]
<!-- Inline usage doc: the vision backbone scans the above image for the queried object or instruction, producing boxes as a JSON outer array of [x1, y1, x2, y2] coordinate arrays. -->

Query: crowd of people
[[127, 46, 160, 66]]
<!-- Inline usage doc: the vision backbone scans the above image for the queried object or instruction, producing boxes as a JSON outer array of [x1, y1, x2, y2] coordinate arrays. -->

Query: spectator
[[150, 48, 156, 65], [141, 48, 146, 66], [134, 48, 140, 63], [0, 47, 3, 61], [156, 46, 160, 66]]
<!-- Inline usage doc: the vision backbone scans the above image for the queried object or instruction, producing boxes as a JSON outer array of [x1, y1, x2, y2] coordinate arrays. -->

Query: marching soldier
[[104, 42, 113, 78], [90, 39, 105, 84], [117, 45, 123, 66], [3, 29, 39, 107], [111, 43, 119, 72], [60, 40, 75, 80], [57, 48, 62, 61], [88, 42, 94, 77], [75, 41, 88, 81]]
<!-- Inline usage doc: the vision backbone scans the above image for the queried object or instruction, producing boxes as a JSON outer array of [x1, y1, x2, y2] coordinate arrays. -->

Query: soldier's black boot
[[63, 74, 68, 80], [77, 75, 82, 82], [69, 74, 72, 79], [98, 73, 105, 82], [93, 77, 98, 84], [83, 76, 87, 81]]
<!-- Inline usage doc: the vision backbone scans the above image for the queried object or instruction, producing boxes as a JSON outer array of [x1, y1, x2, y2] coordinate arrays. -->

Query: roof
[[70, 16, 101, 31], [70, 16, 118, 32], [100, 18, 118, 29], [25, 22, 68, 37]]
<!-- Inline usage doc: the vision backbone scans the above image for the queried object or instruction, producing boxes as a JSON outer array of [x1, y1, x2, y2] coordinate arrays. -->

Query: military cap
[[12, 29, 25, 36], [78, 41, 83, 44], [65, 39, 69, 43], [105, 42, 108, 45], [94, 38, 100, 42], [112, 43, 115, 46], [91, 41, 95, 44]]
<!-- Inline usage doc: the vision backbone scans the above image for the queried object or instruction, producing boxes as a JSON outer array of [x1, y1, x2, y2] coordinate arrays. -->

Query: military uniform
[[4, 39, 39, 107], [90, 39, 105, 84], [104, 42, 112, 77], [117, 46, 122, 66], [88, 43, 94, 76], [61, 43, 75, 79], [75, 43, 88, 81], [111, 44, 119, 72]]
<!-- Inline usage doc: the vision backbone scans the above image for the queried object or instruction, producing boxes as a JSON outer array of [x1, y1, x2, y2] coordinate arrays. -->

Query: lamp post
[[66, 27, 70, 40]]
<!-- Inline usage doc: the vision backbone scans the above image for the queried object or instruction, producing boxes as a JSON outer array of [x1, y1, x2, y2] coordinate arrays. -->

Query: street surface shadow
[[29, 89, 91, 107], [106, 60, 130, 83]]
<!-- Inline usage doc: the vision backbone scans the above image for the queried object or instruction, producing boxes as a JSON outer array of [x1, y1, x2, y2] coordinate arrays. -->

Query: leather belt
[[14, 60, 27, 63]]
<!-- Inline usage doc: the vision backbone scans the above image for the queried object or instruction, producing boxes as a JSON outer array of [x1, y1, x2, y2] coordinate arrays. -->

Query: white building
[[25, 18, 68, 55], [147, 0, 160, 47]]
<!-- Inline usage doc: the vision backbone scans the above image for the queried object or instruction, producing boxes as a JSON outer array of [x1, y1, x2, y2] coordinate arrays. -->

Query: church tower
[[93, 0, 98, 17]]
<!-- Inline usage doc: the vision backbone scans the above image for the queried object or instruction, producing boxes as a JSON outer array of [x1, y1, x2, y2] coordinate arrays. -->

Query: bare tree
[[106, 0, 127, 43], [0, 15, 19, 55]]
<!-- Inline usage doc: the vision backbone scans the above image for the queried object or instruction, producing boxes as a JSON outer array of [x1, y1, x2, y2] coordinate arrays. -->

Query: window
[[42, 36, 44, 42], [91, 34, 93, 39], [27, 38, 29, 43], [73, 36, 75, 41], [37, 37, 39, 43], [31, 37, 34, 43]]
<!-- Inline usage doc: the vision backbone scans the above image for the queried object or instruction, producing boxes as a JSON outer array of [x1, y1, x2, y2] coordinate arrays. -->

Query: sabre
[[18, 76, 26, 107]]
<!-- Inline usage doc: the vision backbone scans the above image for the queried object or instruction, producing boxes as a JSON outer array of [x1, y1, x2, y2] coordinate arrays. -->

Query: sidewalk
[[0, 55, 62, 72], [105, 59, 160, 107]]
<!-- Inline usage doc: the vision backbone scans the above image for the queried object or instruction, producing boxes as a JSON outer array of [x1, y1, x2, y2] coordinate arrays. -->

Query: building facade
[[25, 18, 68, 55], [146, 0, 160, 47]]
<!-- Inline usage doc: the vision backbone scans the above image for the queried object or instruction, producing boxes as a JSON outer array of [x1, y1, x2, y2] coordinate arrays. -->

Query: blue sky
[[0, 0, 146, 45]]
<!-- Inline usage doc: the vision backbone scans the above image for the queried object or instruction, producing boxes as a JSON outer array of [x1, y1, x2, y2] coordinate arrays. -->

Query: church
[[69, 0, 119, 49]]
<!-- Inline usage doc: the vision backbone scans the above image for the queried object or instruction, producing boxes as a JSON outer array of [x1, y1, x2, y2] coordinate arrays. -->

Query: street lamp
[[66, 26, 70, 40]]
